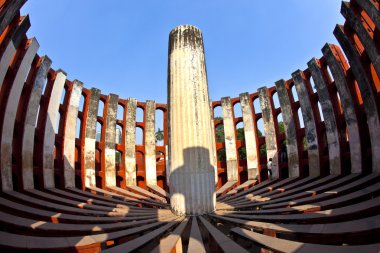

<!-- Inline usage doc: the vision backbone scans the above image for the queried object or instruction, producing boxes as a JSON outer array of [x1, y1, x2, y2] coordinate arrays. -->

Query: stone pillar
[[239, 92, 259, 180], [84, 88, 101, 187], [124, 98, 137, 186], [145, 100, 157, 186], [308, 58, 342, 175], [63, 80, 83, 188], [104, 94, 119, 187], [275, 80, 300, 177], [22, 55, 51, 189], [221, 97, 238, 182], [292, 70, 321, 177], [43, 69, 66, 188], [322, 44, 362, 173], [168, 25, 216, 215], [258, 87, 279, 179]]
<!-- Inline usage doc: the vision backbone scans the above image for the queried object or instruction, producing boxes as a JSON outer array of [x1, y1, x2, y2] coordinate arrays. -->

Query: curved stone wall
[[0, 0, 379, 252]]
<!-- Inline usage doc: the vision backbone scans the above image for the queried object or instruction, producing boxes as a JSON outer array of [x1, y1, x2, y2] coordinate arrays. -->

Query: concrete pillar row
[[168, 25, 216, 215]]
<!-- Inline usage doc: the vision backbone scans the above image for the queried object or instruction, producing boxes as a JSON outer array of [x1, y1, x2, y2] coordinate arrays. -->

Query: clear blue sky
[[22, 0, 344, 104]]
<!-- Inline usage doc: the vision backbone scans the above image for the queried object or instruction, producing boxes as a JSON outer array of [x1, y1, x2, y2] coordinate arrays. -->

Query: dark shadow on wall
[[169, 147, 216, 215]]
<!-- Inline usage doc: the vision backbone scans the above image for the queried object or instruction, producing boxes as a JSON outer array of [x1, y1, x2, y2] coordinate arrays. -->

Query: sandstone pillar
[[168, 25, 216, 215]]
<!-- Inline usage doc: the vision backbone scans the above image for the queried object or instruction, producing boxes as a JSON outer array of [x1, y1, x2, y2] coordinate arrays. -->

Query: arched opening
[[256, 118, 265, 137], [217, 148, 226, 169], [272, 91, 280, 109], [310, 76, 317, 93], [213, 105, 223, 119], [326, 65, 334, 82], [75, 118, 81, 139], [298, 108, 305, 129], [96, 121, 102, 141], [97, 100, 104, 117], [277, 113, 284, 135], [135, 127, 143, 145], [156, 151, 165, 165], [253, 98, 261, 114], [115, 124, 122, 144], [155, 109, 164, 146], [60, 87, 66, 105], [115, 150, 122, 170], [55, 113, 61, 134], [79, 94, 85, 112], [233, 102, 242, 118], [215, 122, 224, 143], [317, 101, 324, 122], [238, 146, 246, 161], [136, 106, 144, 122], [236, 122, 244, 141], [117, 104, 124, 120], [291, 84, 299, 102]]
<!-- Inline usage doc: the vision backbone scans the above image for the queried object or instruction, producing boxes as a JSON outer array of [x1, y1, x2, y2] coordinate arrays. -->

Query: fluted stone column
[[168, 25, 216, 215]]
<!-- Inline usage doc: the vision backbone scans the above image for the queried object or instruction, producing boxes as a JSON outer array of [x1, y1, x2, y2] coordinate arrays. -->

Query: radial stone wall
[[0, 0, 380, 252], [168, 25, 216, 215]]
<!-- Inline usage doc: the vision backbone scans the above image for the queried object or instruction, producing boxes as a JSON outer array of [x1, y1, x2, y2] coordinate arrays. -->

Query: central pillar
[[168, 25, 216, 215]]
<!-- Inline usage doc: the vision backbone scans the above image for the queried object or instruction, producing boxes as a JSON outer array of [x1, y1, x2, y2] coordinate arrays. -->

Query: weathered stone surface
[[210, 102, 218, 184], [124, 98, 137, 186], [334, 25, 380, 172], [239, 92, 259, 179], [0, 0, 27, 36], [145, 100, 157, 186], [292, 71, 321, 177], [258, 87, 279, 179], [0, 15, 30, 91], [43, 69, 66, 189], [308, 58, 342, 175], [22, 55, 51, 190], [84, 88, 101, 187], [341, 2, 380, 80], [275, 80, 300, 177], [63, 80, 83, 188], [104, 94, 119, 187], [353, 0, 380, 33], [168, 25, 216, 215], [1, 38, 39, 191], [322, 44, 362, 173], [221, 96, 238, 182]]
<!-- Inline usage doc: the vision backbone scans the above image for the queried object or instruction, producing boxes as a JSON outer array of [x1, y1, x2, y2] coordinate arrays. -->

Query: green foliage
[[115, 151, 121, 164], [155, 128, 164, 144]]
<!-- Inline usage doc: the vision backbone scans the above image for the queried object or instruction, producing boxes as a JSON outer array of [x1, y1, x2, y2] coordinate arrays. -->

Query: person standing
[[267, 158, 273, 180]]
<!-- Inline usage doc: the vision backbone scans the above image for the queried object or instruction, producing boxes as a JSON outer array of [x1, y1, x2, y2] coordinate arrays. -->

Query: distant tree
[[115, 151, 121, 164], [278, 121, 285, 134], [155, 128, 164, 145], [236, 127, 245, 140]]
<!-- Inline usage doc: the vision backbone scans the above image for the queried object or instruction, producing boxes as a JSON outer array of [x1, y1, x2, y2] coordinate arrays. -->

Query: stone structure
[[168, 25, 216, 215], [0, 0, 380, 252]]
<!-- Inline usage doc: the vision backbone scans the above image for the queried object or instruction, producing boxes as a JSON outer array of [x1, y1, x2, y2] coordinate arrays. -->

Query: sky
[[21, 0, 345, 105]]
